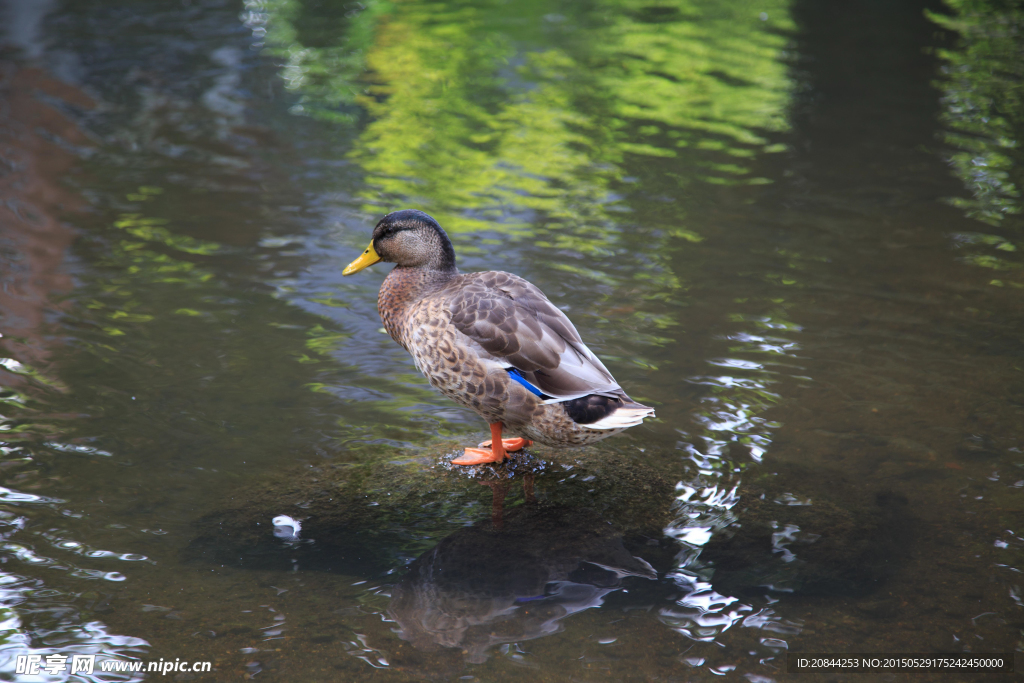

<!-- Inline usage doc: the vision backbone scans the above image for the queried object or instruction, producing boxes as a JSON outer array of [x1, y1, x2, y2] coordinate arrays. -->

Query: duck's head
[[343, 210, 456, 275]]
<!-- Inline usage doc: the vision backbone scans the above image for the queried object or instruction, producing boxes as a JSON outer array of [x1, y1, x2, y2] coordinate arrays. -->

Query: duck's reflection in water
[[388, 480, 656, 663]]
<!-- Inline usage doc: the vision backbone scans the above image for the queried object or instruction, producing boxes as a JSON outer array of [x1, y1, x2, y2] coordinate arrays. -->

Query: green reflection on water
[[931, 0, 1024, 228], [261, 0, 794, 245]]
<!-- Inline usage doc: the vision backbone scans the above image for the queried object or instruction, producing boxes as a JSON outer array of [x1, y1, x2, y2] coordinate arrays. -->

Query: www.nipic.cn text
[[16, 654, 213, 676]]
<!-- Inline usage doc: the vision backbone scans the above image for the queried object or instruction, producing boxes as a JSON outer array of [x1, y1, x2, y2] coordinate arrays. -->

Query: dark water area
[[0, 0, 1022, 680]]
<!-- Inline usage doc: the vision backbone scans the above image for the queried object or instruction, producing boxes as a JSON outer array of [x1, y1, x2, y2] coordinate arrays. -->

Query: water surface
[[0, 0, 1022, 680]]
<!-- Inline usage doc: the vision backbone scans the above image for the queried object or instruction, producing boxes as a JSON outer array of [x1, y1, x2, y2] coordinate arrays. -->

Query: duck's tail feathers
[[587, 401, 655, 430]]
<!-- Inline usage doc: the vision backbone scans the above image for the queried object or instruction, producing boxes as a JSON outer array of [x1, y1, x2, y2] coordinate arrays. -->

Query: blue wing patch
[[506, 368, 547, 398]]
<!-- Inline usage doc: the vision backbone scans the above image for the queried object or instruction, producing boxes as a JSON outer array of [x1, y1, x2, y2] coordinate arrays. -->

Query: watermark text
[[16, 654, 213, 676]]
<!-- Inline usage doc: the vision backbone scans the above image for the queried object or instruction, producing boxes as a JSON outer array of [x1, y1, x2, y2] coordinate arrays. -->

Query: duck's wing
[[447, 271, 623, 401]]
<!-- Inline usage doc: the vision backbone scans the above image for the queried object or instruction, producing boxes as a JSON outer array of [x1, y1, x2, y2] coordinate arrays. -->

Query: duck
[[343, 210, 655, 465]]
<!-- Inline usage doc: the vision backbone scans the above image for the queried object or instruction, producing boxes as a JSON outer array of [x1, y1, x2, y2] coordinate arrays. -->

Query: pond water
[[0, 0, 1022, 680]]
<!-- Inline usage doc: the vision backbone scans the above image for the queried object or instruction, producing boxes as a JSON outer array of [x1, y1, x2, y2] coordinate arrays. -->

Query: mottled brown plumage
[[344, 210, 654, 461]]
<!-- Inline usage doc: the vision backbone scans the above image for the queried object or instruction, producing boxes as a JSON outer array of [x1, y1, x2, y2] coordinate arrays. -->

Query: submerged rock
[[184, 441, 676, 580]]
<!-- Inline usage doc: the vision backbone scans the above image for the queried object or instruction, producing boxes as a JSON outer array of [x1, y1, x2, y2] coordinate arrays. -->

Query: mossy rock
[[184, 441, 676, 578]]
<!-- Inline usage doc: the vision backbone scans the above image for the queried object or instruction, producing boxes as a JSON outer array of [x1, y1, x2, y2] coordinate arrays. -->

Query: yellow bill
[[343, 241, 382, 275]]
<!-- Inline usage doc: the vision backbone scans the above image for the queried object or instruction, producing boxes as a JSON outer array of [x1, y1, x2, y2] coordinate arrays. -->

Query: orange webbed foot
[[451, 422, 513, 466], [477, 437, 533, 451], [451, 447, 505, 466]]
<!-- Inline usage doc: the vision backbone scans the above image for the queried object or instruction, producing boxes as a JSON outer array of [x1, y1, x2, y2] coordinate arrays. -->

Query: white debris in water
[[272, 515, 301, 540]]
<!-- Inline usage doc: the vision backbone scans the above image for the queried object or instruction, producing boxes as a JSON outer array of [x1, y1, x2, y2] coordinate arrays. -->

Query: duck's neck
[[378, 265, 458, 349]]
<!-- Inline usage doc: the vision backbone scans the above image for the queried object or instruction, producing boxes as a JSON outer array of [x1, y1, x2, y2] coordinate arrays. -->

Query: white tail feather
[[587, 405, 655, 430]]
